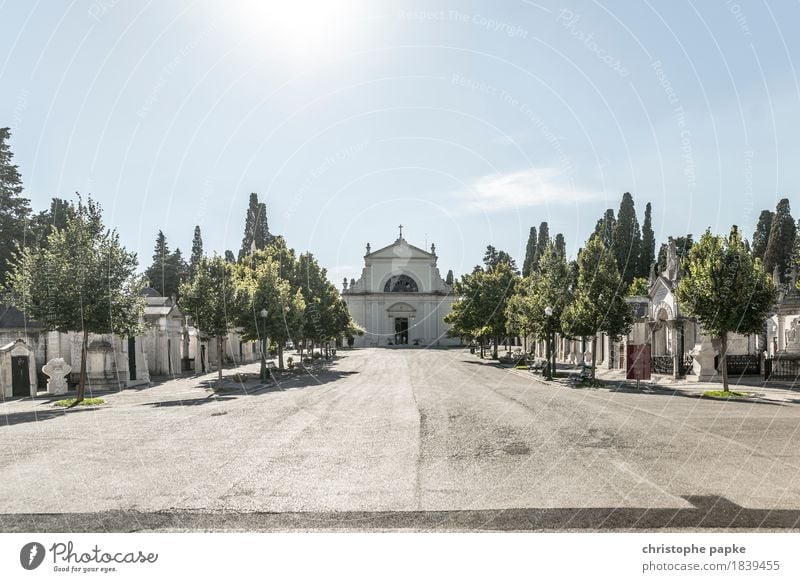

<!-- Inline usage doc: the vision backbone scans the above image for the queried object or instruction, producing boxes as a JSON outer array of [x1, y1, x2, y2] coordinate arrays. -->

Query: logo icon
[[20, 542, 45, 570]]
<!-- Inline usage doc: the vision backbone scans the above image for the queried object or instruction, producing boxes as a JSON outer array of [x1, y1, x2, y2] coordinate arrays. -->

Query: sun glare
[[227, 0, 367, 64]]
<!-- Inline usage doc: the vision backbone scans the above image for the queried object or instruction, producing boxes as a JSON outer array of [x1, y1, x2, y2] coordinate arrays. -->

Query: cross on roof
[[398, 224, 403, 239]]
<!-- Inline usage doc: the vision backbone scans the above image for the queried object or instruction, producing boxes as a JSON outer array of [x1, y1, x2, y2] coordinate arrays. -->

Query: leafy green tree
[[612, 192, 642, 284], [224, 250, 236, 264], [179, 255, 238, 387], [6, 196, 144, 402], [751, 209, 773, 261], [483, 245, 518, 273], [522, 226, 538, 277], [505, 242, 571, 365], [445, 271, 485, 348], [638, 202, 655, 278], [190, 225, 203, 277], [627, 277, 649, 296], [561, 235, 633, 379], [235, 250, 305, 371], [676, 226, 776, 392], [446, 261, 518, 358], [764, 198, 795, 283], [0, 127, 31, 287], [295, 251, 352, 355]]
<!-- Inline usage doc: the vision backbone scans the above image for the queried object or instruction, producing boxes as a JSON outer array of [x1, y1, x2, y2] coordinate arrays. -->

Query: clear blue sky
[[2, 1, 798, 283]]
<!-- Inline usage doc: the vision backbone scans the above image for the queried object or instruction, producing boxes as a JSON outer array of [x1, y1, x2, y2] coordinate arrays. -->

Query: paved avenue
[[2, 348, 800, 531]]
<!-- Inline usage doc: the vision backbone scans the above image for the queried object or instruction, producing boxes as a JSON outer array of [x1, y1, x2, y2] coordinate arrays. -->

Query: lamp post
[[544, 306, 553, 380], [259, 308, 268, 382]]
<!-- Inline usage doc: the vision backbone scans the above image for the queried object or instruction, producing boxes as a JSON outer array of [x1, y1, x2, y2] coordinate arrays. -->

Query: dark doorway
[[128, 336, 136, 380], [394, 318, 409, 345], [167, 339, 172, 375], [200, 345, 206, 373], [11, 356, 30, 397]]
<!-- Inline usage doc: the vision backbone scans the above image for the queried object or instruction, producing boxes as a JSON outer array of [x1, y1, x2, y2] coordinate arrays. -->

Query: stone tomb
[[0, 339, 38, 398]]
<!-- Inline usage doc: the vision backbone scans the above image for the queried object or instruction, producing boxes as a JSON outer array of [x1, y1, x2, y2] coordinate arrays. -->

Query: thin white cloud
[[457, 167, 604, 213]]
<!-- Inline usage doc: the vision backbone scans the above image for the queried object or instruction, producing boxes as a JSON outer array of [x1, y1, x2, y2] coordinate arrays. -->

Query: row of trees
[[448, 192, 777, 392], [181, 238, 354, 386], [5, 194, 355, 397], [1, 128, 354, 400], [521, 193, 656, 287], [142, 192, 276, 299]]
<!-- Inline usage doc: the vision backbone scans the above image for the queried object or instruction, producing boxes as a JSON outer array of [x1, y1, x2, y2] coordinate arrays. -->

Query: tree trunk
[[492, 336, 499, 359], [217, 335, 224, 388], [77, 328, 89, 403], [591, 335, 597, 380], [278, 343, 284, 370], [720, 330, 729, 393]]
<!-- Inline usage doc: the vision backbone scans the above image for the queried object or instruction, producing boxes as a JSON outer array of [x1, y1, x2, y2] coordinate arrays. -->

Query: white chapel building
[[342, 228, 460, 347]]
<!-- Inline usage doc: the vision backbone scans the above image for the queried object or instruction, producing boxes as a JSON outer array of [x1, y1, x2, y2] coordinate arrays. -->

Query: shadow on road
[[2, 495, 797, 532], [0, 406, 99, 427]]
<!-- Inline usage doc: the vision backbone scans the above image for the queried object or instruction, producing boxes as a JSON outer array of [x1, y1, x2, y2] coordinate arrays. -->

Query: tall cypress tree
[[638, 202, 655, 277], [612, 192, 642, 284], [224, 250, 236, 264], [145, 230, 175, 297], [0, 127, 31, 286], [170, 248, 189, 300], [751, 209, 774, 261], [764, 198, 796, 283], [238, 193, 272, 261], [594, 209, 616, 249], [533, 222, 550, 272], [190, 225, 203, 277], [554, 233, 566, 259], [522, 226, 538, 277]]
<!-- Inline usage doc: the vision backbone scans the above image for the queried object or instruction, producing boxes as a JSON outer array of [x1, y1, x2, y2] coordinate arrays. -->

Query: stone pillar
[[778, 315, 786, 352], [669, 319, 685, 378], [604, 333, 613, 369]]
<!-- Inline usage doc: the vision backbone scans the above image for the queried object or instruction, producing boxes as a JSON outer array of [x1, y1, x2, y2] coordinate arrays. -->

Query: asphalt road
[[2, 347, 800, 531]]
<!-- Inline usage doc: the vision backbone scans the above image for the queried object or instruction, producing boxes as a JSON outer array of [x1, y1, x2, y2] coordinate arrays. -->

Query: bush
[[232, 373, 249, 383], [287, 356, 295, 370], [312, 352, 322, 359], [53, 397, 105, 407]]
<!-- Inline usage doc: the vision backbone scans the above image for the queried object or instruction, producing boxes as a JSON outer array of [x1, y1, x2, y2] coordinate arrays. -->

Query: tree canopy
[[6, 196, 144, 401], [561, 234, 632, 378], [676, 226, 776, 392]]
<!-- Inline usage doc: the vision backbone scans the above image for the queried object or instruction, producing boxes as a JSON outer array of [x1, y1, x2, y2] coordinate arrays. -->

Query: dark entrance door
[[11, 356, 30, 397], [394, 318, 409, 345], [128, 336, 136, 380], [200, 345, 206, 373]]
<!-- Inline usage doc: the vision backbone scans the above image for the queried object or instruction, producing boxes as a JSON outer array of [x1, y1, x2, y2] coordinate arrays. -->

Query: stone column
[[669, 319, 684, 378], [604, 333, 613, 369], [778, 315, 786, 352]]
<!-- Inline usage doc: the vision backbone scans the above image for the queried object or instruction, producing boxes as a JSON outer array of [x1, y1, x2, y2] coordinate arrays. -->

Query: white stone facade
[[343, 236, 460, 347]]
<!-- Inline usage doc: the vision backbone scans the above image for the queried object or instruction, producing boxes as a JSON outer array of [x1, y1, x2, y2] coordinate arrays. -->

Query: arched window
[[384, 274, 419, 293]]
